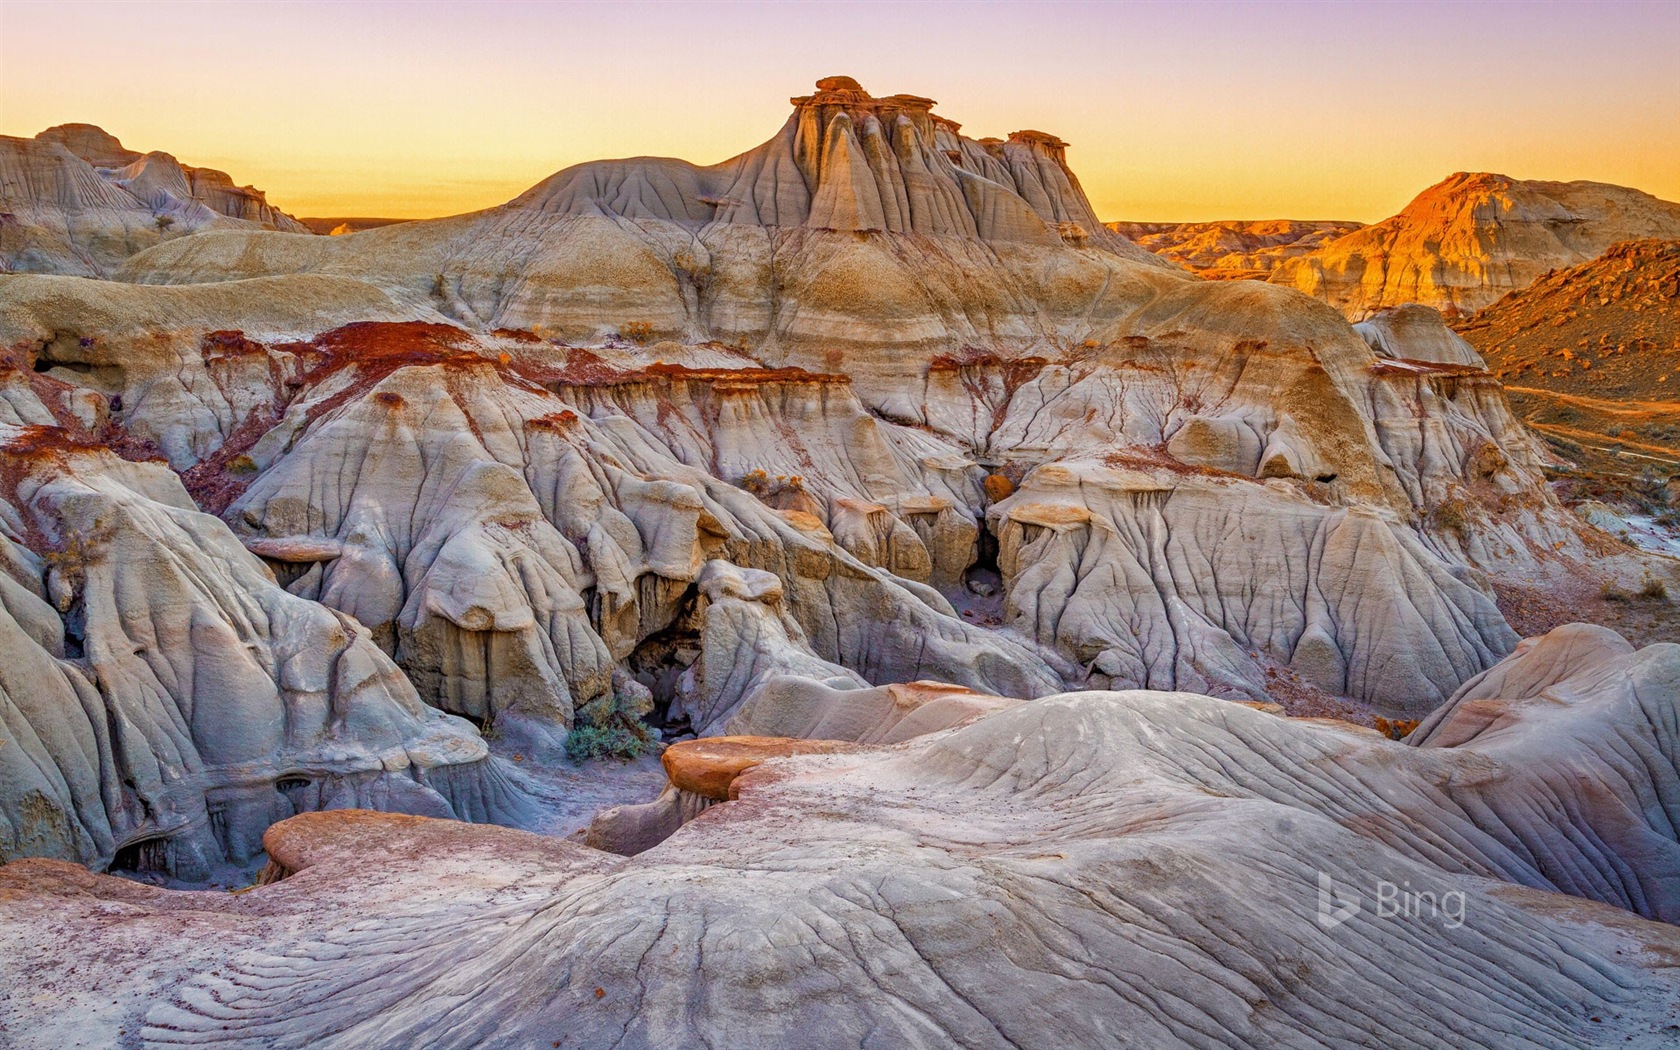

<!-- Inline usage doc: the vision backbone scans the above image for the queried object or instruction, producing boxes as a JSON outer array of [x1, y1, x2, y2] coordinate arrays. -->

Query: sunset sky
[[4, 0, 1678, 223]]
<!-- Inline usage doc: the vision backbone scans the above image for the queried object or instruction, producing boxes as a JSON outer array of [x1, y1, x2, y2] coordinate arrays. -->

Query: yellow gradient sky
[[4, 0, 1678, 223]]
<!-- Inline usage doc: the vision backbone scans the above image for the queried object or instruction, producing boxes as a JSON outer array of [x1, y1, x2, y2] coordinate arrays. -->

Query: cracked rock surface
[[5, 632, 1680, 1047]]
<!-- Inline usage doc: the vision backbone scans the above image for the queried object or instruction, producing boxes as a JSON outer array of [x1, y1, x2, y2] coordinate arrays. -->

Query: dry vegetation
[[1459, 239, 1680, 469]]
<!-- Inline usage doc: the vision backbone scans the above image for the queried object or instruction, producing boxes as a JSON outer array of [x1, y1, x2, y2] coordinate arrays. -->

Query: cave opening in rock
[[626, 585, 704, 736], [32, 353, 94, 376], [956, 512, 1005, 627], [61, 602, 86, 660], [109, 836, 170, 874]]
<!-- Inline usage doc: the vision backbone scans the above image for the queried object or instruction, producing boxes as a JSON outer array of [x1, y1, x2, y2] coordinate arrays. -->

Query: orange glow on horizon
[[4, 1, 1678, 224]]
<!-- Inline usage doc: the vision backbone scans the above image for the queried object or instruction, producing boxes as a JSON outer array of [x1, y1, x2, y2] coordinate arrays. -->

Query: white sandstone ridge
[[114, 75, 1185, 356], [1269, 171, 1680, 319], [5, 624, 1680, 1047], [511, 75, 1149, 251], [0, 123, 307, 277], [0, 422, 523, 878]]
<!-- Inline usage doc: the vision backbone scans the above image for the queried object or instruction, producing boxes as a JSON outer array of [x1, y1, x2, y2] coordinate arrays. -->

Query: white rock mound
[[0, 425, 520, 878]]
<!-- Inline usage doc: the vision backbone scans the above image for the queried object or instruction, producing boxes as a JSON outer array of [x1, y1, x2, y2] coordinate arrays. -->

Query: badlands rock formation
[[0, 424, 515, 879], [0, 124, 307, 277], [1459, 238, 1680, 465], [1, 275, 1594, 734], [1, 79, 1665, 775], [6, 625, 1680, 1046], [114, 75, 1174, 355], [2, 76, 1679, 1048], [1110, 218, 1363, 280], [1270, 172, 1680, 319]]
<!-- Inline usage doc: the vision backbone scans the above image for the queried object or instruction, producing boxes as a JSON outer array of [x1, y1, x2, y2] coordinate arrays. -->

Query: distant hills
[[1459, 237, 1680, 468], [1105, 219, 1362, 281], [0, 123, 307, 275], [1115, 172, 1680, 320]]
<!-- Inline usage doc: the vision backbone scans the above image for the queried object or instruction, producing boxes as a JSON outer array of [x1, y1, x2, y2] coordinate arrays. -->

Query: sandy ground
[[115, 747, 670, 892], [497, 748, 670, 840]]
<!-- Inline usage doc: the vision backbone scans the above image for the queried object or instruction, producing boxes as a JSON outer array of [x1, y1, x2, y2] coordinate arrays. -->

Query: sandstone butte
[[1261, 171, 1680, 320], [1, 77, 1679, 1049], [0, 123, 307, 278]]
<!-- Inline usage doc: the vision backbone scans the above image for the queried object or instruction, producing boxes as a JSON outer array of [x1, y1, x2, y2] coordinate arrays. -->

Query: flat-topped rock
[[660, 735, 855, 800]]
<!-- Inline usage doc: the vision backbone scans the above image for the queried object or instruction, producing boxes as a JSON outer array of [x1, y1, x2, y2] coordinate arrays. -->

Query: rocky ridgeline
[[1, 78, 1680, 1048], [1270, 172, 1680, 319], [1109, 218, 1364, 280], [0, 123, 307, 277]]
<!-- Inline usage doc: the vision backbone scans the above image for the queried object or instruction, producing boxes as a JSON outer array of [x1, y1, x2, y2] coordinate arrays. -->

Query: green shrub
[[565, 675, 657, 762], [564, 723, 657, 762], [1429, 497, 1469, 533]]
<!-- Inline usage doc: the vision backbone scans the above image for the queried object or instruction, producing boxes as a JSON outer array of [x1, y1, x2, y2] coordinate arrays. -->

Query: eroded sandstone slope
[[5, 626, 1680, 1047], [1457, 238, 1680, 470], [1270, 172, 1680, 319], [0, 422, 519, 878], [0, 124, 307, 277]]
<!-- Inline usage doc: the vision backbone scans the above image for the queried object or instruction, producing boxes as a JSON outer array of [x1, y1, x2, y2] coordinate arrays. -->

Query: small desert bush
[[1638, 576, 1670, 601], [564, 723, 657, 762], [1374, 717, 1422, 741], [738, 469, 804, 500], [565, 677, 657, 762], [1429, 497, 1469, 533], [619, 321, 655, 345], [1600, 580, 1632, 602]]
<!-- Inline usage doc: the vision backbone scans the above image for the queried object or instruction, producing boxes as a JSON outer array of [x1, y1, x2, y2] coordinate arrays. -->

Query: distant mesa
[[1110, 218, 1365, 280], [298, 217, 412, 236], [1267, 171, 1680, 319], [0, 123, 308, 276]]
